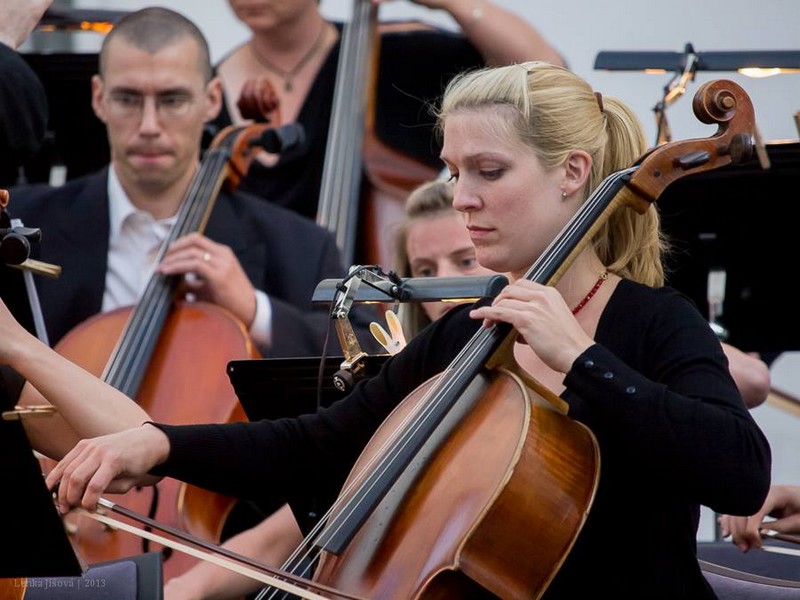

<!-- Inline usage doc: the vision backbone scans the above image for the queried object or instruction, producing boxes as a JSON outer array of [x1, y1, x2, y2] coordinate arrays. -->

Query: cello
[[244, 78, 757, 598], [45, 84, 280, 580]]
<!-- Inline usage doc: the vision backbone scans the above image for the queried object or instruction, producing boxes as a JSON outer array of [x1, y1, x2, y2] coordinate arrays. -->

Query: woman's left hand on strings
[[469, 279, 593, 373]]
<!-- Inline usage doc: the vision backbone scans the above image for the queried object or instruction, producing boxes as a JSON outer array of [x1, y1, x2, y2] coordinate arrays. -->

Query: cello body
[[52, 301, 256, 578], [313, 370, 599, 599]]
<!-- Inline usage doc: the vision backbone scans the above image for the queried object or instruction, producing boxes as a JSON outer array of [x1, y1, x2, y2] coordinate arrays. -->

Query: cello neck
[[101, 132, 247, 396], [315, 0, 379, 267]]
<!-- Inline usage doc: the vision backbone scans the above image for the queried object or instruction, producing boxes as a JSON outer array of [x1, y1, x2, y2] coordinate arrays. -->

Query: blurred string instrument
[[315, 0, 438, 269]]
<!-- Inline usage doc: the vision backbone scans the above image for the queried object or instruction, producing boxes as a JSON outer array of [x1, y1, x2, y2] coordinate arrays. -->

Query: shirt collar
[[107, 165, 140, 239], [107, 165, 177, 237]]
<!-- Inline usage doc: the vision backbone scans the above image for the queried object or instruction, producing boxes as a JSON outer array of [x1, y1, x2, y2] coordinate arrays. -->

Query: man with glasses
[[7, 7, 371, 359]]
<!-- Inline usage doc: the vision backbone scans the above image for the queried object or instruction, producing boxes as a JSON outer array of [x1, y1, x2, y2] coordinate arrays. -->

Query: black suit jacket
[[7, 168, 377, 358]]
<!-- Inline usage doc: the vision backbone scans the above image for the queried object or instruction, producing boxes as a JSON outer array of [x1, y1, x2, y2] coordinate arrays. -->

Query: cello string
[[87, 150, 234, 542], [121, 149, 232, 389], [519, 167, 635, 285], [103, 149, 229, 392], [98, 152, 236, 539]]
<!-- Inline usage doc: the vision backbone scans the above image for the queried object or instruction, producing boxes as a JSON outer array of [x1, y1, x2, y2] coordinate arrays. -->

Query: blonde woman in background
[[391, 178, 495, 339]]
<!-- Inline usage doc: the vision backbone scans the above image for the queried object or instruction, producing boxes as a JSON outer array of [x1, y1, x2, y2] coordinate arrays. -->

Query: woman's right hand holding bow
[[46, 423, 169, 514]]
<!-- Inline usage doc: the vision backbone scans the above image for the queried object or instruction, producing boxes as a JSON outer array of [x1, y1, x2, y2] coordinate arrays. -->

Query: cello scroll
[[545, 79, 756, 288], [622, 79, 755, 212]]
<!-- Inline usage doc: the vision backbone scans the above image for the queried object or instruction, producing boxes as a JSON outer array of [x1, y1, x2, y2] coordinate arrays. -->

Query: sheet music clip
[[319, 266, 509, 391]]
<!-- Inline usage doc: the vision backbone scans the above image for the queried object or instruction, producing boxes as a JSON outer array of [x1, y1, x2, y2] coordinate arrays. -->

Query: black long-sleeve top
[[155, 278, 771, 598]]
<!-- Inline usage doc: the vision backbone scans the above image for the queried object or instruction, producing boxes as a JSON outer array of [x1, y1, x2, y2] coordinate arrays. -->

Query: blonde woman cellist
[[25, 63, 773, 598]]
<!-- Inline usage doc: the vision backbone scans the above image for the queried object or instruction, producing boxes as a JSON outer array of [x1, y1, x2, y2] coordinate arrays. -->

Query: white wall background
[[69, 0, 800, 538]]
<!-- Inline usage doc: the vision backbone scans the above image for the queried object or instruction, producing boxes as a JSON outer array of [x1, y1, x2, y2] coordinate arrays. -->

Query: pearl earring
[[561, 190, 567, 199]]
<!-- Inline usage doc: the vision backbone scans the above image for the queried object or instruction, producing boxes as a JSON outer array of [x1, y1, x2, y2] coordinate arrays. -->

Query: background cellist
[[6, 7, 372, 368], [42, 62, 770, 599]]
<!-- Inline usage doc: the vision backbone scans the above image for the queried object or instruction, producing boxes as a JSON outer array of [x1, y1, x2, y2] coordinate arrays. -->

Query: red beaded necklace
[[571, 271, 608, 315]]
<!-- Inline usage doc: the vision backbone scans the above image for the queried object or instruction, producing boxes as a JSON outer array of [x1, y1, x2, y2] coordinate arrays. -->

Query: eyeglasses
[[105, 90, 198, 120]]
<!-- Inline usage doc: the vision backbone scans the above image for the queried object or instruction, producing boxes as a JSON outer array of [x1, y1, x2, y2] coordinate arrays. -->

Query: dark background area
[[658, 141, 800, 356]]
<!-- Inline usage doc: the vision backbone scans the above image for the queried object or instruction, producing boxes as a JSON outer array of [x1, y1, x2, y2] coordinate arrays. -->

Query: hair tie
[[594, 91, 604, 114]]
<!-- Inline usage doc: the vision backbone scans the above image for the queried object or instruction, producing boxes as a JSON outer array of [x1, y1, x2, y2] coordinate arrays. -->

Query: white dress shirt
[[102, 166, 272, 346]]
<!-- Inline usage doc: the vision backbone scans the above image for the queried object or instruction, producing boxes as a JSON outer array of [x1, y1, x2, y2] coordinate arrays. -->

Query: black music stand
[[658, 141, 800, 356], [0, 416, 83, 577], [227, 355, 389, 535], [227, 355, 388, 422]]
